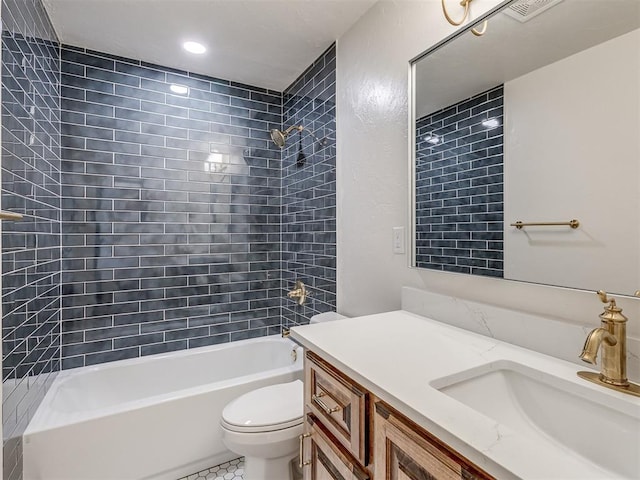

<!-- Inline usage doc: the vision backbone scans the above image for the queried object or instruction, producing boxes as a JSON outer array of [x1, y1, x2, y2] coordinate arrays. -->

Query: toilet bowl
[[221, 380, 304, 480], [220, 312, 348, 480]]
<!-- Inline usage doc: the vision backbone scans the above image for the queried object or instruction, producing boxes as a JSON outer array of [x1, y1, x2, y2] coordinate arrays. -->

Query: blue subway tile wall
[[281, 44, 336, 326], [1, 0, 62, 478], [415, 85, 503, 278], [60, 46, 284, 368]]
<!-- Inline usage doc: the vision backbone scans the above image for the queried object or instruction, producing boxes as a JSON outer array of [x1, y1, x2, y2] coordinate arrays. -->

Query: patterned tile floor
[[178, 458, 244, 480]]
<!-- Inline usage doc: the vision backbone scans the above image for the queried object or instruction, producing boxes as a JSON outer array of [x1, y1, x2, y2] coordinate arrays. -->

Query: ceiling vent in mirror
[[503, 0, 564, 22]]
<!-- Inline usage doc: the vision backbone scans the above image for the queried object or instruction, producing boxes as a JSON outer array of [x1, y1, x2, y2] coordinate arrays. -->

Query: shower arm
[[279, 124, 327, 146], [297, 126, 327, 146], [283, 125, 304, 136]]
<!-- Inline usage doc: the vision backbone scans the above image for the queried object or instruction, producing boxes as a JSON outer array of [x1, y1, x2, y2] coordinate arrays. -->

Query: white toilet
[[220, 312, 347, 480]]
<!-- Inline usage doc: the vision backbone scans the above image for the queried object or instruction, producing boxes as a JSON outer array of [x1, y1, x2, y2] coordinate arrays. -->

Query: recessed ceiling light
[[183, 41, 206, 54], [424, 133, 441, 145], [170, 84, 189, 95], [482, 118, 500, 129]]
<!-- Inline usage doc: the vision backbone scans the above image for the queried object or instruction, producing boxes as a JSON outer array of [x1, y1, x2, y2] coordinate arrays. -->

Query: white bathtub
[[23, 335, 303, 480]]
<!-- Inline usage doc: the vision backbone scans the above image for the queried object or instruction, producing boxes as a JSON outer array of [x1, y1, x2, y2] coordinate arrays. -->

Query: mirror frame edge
[[409, 61, 417, 268]]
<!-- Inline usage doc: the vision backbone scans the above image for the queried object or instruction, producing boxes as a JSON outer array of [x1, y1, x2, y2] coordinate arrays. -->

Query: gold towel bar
[[511, 219, 580, 230], [0, 210, 23, 221]]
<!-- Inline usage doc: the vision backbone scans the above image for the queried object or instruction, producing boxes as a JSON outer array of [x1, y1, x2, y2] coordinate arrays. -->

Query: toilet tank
[[309, 312, 348, 324]]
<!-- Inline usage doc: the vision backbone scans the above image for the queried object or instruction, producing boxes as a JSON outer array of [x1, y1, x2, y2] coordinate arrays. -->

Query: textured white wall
[[504, 29, 640, 295], [336, 1, 640, 336]]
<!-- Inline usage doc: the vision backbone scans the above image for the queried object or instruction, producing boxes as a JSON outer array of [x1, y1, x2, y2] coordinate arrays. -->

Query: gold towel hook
[[441, 0, 471, 26], [471, 20, 488, 36], [441, 0, 487, 37]]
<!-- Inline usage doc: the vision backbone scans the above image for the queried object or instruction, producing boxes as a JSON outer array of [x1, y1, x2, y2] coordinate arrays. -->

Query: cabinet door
[[303, 414, 370, 480], [305, 351, 368, 464], [374, 402, 494, 480]]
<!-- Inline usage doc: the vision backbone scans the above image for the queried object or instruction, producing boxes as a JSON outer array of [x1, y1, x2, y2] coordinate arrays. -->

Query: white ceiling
[[43, 0, 377, 91]]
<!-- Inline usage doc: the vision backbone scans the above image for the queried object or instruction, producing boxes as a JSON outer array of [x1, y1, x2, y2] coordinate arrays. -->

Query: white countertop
[[290, 310, 640, 480]]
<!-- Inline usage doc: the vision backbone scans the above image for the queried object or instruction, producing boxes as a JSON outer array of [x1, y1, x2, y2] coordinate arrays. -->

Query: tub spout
[[579, 327, 617, 364]]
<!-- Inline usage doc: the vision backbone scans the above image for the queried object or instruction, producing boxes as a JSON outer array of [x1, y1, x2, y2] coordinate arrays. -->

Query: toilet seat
[[221, 380, 303, 434]]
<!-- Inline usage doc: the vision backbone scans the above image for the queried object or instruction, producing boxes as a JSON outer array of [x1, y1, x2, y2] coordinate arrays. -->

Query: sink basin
[[430, 361, 640, 479]]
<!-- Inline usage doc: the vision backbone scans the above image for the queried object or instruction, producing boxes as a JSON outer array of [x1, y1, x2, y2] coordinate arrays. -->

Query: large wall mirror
[[411, 0, 640, 296]]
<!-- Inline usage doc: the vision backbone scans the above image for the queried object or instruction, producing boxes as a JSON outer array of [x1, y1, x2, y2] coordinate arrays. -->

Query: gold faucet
[[577, 290, 640, 397], [287, 280, 307, 306]]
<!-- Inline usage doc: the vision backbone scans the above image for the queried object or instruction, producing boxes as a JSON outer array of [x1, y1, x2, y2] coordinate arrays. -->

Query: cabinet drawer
[[374, 401, 495, 480], [303, 414, 370, 480], [305, 351, 368, 464]]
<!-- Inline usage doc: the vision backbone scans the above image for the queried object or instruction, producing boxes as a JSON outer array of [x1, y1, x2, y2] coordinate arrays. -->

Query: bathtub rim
[[25, 334, 302, 434], [60, 334, 298, 377]]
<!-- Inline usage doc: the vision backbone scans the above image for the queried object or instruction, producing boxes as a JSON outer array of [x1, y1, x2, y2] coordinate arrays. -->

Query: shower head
[[270, 125, 328, 149], [270, 125, 302, 148], [270, 129, 286, 147]]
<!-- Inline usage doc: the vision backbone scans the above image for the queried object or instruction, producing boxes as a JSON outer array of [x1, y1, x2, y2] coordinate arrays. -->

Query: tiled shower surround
[[415, 85, 504, 278], [1, 0, 336, 472], [281, 45, 336, 328], [59, 44, 337, 368], [59, 46, 285, 368], [1, 0, 62, 478]]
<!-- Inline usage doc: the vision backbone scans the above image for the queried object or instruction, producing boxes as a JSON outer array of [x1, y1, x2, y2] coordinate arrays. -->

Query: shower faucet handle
[[287, 280, 307, 306]]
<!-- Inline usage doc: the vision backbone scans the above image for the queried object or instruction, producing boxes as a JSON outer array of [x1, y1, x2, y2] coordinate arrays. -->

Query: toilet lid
[[221, 380, 303, 433]]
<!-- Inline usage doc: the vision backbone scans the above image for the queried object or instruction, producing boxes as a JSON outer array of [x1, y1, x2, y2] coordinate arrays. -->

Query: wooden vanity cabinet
[[302, 350, 495, 480], [373, 402, 494, 480]]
